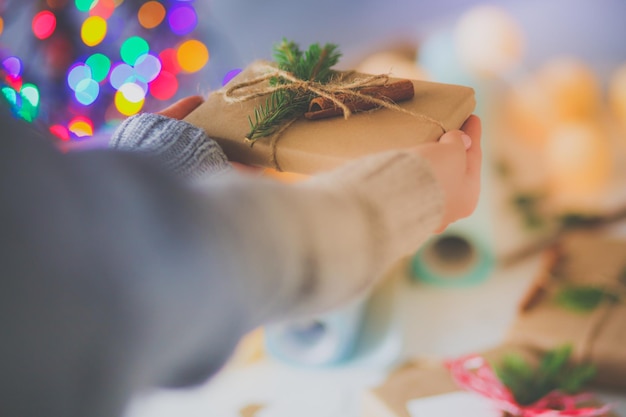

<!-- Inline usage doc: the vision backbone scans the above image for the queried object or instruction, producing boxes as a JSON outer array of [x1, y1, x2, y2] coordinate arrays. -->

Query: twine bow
[[446, 355, 611, 417], [221, 62, 448, 171]]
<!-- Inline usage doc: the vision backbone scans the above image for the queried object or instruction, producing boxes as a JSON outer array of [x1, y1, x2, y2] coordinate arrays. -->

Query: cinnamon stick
[[518, 245, 563, 313], [304, 79, 415, 120]]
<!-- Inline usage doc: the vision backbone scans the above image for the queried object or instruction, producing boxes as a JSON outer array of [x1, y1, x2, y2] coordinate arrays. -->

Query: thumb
[[438, 129, 473, 151], [157, 96, 205, 120]]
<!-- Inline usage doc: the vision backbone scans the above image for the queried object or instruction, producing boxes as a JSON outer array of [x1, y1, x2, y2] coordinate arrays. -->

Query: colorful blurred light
[[75, 0, 97, 12], [2, 56, 22, 77], [81, 15, 107, 46], [1, 86, 18, 108], [138, 1, 166, 29], [74, 78, 100, 105], [167, 4, 197, 35], [120, 36, 150, 66], [134, 53, 161, 82], [69, 116, 94, 137], [159, 48, 181, 75], [21, 84, 40, 108], [222, 68, 243, 86], [32, 10, 57, 40], [115, 86, 144, 116], [109, 62, 136, 89], [67, 63, 92, 90], [177, 40, 208, 73], [85, 53, 111, 82], [89, 0, 116, 19], [150, 71, 178, 100], [49, 124, 70, 141], [3, 0, 211, 139]]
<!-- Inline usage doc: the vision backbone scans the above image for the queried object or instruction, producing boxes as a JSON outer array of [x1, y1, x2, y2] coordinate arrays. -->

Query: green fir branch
[[555, 285, 620, 313], [246, 39, 341, 142], [495, 345, 596, 406]]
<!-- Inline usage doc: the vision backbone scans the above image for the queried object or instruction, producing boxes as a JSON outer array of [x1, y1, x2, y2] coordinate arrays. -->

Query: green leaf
[[495, 345, 596, 406], [246, 40, 342, 140], [556, 286, 615, 313]]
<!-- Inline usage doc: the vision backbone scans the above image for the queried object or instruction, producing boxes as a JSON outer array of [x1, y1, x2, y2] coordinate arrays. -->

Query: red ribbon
[[446, 355, 611, 417]]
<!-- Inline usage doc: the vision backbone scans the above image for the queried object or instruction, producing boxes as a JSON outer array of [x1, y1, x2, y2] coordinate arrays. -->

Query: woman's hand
[[157, 96, 205, 120], [414, 115, 482, 232]]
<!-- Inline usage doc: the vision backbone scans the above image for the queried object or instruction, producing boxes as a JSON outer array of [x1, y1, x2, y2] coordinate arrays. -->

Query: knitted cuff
[[307, 150, 444, 268], [110, 113, 232, 180]]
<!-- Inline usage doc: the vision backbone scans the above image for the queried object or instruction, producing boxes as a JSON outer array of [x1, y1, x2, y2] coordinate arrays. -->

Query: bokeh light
[[75, 0, 97, 12], [150, 71, 178, 100], [81, 15, 107, 47], [67, 63, 92, 90], [177, 39, 209, 73], [75, 78, 100, 105], [1, 86, 19, 108], [222, 68, 243, 86], [85, 53, 111, 82], [120, 36, 150, 66], [21, 84, 40, 108], [167, 4, 197, 35], [32, 11, 57, 40], [68, 116, 94, 137], [159, 48, 181, 75], [109, 63, 135, 89], [134, 53, 162, 82], [2, 56, 22, 77], [138, 1, 166, 29], [115, 85, 145, 116], [89, 0, 116, 19], [1, 0, 213, 140], [49, 124, 70, 141]]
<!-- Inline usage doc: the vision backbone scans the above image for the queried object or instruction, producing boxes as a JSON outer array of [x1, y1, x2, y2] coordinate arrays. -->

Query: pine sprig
[[495, 345, 596, 406], [556, 285, 619, 313], [246, 39, 341, 141]]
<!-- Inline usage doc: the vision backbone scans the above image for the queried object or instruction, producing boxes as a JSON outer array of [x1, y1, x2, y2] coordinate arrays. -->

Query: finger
[[157, 96, 205, 120], [231, 161, 264, 175], [462, 115, 483, 177], [438, 129, 471, 166]]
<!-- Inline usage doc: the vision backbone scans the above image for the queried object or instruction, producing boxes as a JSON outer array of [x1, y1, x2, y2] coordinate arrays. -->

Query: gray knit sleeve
[[110, 113, 232, 179]]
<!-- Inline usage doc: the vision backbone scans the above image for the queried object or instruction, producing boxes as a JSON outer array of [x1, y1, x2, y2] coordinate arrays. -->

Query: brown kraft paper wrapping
[[362, 345, 617, 417], [506, 233, 626, 391], [362, 346, 540, 417], [184, 61, 476, 175]]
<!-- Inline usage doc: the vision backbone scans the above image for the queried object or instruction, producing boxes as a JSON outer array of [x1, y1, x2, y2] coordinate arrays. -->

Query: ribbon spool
[[264, 296, 367, 366], [410, 225, 494, 287]]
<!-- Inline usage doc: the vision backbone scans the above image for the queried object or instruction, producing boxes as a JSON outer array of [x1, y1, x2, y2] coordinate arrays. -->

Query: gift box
[[362, 345, 617, 417], [362, 345, 528, 417], [505, 232, 626, 391], [184, 60, 475, 174]]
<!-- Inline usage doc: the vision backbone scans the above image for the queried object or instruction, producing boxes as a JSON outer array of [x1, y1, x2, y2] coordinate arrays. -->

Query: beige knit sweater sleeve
[[192, 149, 443, 325]]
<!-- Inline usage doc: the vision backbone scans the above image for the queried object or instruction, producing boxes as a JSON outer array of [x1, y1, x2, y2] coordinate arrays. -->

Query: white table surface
[[123, 251, 626, 417]]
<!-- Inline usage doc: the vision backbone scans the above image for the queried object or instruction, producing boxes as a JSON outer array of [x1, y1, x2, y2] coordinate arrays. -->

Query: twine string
[[222, 62, 447, 171]]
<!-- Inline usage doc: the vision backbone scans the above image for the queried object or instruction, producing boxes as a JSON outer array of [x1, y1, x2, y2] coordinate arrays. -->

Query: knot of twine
[[221, 62, 448, 171]]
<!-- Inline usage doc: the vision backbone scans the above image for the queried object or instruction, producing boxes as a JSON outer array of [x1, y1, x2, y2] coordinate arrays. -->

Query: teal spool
[[410, 228, 494, 288]]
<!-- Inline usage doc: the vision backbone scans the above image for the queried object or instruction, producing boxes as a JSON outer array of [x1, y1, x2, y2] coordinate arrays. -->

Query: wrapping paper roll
[[264, 267, 406, 367], [410, 219, 495, 287], [264, 296, 368, 366]]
